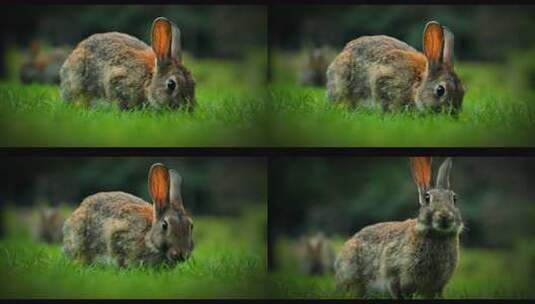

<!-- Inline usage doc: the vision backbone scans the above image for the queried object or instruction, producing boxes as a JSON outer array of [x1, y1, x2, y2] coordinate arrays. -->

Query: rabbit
[[20, 40, 70, 85], [326, 21, 464, 114], [335, 157, 463, 299], [35, 207, 65, 243], [299, 46, 336, 87], [62, 163, 194, 267], [296, 232, 336, 275], [60, 17, 195, 110]]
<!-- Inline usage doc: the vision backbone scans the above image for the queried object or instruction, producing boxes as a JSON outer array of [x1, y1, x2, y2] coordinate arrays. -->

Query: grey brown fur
[[326, 21, 464, 114], [60, 17, 195, 110], [63, 164, 194, 267], [335, 158, 463, 299]]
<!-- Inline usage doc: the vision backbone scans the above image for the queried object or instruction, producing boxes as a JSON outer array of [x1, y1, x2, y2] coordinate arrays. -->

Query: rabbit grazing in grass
[[327, 21, 464, 114], [296, 232, 336, 275], [36, 207, 65, 244], [335, 157, 463, 299], [63, 163, 194, 267], [60, 17, 195, 110]]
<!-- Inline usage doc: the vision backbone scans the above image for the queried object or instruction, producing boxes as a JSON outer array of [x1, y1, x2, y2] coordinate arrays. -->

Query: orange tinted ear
[[410, 157, 432, 190], [423, 21, 444, 66], [151, 17, 173, 63], [148, 163, 169, 211]]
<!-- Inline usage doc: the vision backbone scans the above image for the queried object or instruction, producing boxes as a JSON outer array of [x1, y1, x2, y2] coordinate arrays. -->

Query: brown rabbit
[[36, 207, 65, 244], [335, 157, 463, 299], [327, 21, 464, 114], [60, 17, 195, 110], [296, 232, 336, 275], [20, 40, 70, 85], [63, 163, 194, 267], [299, 46, 335, 87]]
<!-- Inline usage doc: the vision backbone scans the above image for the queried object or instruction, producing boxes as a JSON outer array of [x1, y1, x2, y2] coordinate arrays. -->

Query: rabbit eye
[[424, 193, 431, 204], [436, 85, 446, 97], [167, 79, 176, 91], [162, 220, 168, 231]]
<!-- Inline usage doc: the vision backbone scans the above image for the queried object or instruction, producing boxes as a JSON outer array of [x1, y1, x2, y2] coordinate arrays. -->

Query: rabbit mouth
[[165, 250, 191, 264], [431, 220, 457, 234], [146, 96, 162, 109]]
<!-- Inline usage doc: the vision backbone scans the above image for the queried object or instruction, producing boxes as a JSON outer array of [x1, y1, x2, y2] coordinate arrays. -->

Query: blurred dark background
[[0, 157, 266, 217], [0, 5, 266, 75], [269, 157, 535, 251], [271, 5, 535, 62]]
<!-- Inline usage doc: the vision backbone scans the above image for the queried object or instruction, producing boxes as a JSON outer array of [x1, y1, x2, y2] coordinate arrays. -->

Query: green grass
[[0, 49, 267, 147], [269, 236, 535, 299], [0, 206, 268, 298], [268, 50, 535, 147]]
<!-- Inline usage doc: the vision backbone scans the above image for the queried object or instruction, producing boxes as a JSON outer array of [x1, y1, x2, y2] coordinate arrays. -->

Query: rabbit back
[[60, 32, 154, 108], [63, 191, 155, 265], [327, 35, 426, 110]]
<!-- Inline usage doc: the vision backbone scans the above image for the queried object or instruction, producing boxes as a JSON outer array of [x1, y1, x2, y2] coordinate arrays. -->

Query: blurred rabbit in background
[[299, 46, 336, 87], [35, 207, 65, 244], [20, 39, 71, 85], [296, 232, 336, 275]]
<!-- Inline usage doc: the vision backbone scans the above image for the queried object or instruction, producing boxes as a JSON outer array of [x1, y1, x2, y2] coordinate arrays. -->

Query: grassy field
[[0, 49, 267, 147], [0, 205, 267, 298], [269, 236, 535, 299], [268, 50, 535, 147]]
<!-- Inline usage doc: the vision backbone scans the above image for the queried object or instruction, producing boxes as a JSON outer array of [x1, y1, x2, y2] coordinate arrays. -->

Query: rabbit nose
[[169, 249, 189, 262], [438, 212, 453, 226], [169, 249, 180, 260]]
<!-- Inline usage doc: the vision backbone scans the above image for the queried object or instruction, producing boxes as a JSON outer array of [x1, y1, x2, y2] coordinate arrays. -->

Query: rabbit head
[[308, 49, 326, 68], [147, 163, 194, 264], [147, 17, 195, 110], [410, 157, 463, 236], [305, 233, 325, 261], [415, 21, 464, 114]]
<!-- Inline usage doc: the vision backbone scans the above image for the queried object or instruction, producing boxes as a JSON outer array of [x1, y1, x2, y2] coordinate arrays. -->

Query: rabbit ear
[[442, 26, 454, 68], [170, 22, 182, 63], [435, 157, 453, 189], [151, 17, 177, 65], [148, 163, 170, 214], [169, 169, 184, 210], [410, 157, 432, 204], [423, 21, 444, 69]]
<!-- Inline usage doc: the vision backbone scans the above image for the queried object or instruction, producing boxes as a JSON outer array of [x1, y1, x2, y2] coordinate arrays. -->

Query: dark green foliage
[[0, 157, 266, 217], [272, 6, 535, 62], [270, 157, 535, 249], [7, 5, 266, 59]]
